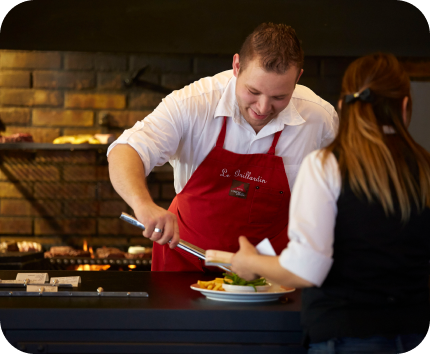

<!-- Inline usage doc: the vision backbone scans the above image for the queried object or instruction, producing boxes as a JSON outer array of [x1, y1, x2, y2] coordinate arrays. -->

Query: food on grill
[[18, 241, 42, 252], [94, 134, 115, 144], [0, 133, 34, 143], [0, 241, 19, 252], [44, 246, 91, 258], [43, 245, 152, 260], [53, 135, 100, 144], [126, 246, 151, 259], [125, 252, 151, 259], [0, 240, 42, 253], [96, 247, 125, 259], [128, 246, 146, 254]]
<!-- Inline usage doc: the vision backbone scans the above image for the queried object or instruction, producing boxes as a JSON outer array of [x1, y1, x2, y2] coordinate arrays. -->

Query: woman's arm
[[231, 150, 342, 288], [231, 236, 314, 288]]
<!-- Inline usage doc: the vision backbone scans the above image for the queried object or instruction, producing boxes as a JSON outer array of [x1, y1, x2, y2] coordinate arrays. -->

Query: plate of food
[[190, 273, 295, 302]]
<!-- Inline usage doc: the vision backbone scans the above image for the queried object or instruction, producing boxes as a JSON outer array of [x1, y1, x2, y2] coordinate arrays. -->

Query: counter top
[[0, 270, 305, 353]]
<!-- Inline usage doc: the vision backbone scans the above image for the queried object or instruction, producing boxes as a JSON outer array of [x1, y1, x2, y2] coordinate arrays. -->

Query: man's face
[[233, 54, 302, 133]]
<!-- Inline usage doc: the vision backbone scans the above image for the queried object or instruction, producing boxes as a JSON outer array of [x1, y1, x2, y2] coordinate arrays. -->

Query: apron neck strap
[[215, 116, 228, 148], [216, 116, 283, 155], [267, 130, 283, 155]]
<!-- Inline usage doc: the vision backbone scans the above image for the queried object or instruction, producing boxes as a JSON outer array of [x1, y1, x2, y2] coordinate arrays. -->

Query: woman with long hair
[[231, 53, 430, 353]]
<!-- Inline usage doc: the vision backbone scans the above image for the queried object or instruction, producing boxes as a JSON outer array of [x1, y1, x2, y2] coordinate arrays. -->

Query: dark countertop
[[0, 270, 305, 354]]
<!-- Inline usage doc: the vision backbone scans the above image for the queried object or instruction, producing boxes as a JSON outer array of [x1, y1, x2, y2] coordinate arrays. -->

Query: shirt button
[[256, 186, 259, 189], [280, 191, 283, 194]]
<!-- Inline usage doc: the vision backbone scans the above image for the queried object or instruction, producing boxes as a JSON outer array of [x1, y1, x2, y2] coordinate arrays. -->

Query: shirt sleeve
[[279, 150, 341, 286], [107, 94, 186, 176]]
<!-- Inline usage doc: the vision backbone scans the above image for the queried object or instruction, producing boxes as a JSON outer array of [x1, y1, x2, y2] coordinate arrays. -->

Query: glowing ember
[[128, 265, 137, 270], [83, 239, 88, 252], [76, 265, 110, 271], [89, 246, 94, 258]]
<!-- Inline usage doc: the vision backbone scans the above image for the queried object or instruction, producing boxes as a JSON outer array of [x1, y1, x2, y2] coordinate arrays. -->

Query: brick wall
[[0, 50, 429, 248], [0, 50, 235, 142], [1, 50, 429, 141], [0, 148, 176, 248]]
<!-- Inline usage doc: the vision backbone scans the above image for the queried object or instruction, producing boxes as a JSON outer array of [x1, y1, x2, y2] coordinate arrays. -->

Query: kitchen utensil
[[120, 212, 231, 273]]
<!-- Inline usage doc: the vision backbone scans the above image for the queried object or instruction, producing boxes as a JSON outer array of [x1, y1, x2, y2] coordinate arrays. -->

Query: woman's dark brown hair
[[323, 53, 430, 221], [239, 23, 304, 74]]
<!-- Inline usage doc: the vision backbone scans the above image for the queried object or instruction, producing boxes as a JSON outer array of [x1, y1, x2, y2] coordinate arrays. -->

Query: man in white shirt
[[108, 23, 338, 271]]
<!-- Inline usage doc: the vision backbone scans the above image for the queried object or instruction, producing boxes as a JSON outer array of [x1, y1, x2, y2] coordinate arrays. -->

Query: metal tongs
[[120, 212, 231, 273]]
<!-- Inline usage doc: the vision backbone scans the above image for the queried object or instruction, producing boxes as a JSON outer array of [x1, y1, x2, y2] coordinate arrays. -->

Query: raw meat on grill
[[0, 133, 34, 143], [96, 247, 125, 259]]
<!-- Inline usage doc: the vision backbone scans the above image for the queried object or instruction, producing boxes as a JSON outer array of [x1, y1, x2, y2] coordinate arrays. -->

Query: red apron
[[152, 116, 291, 271]]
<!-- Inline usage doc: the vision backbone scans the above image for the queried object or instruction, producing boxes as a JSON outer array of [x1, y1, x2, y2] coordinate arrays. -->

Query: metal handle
[[119, 212, 231, 273], [120, 212, 145, 230]]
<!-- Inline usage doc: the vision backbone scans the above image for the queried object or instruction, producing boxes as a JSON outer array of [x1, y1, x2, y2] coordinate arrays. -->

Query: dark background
[[0, 0, 429, 56], [0, 0, 429, 248]]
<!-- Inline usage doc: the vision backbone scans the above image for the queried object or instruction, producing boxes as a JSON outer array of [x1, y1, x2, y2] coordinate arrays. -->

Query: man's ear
[[233, 54, 240, 77], [296, 69, 303, 84]]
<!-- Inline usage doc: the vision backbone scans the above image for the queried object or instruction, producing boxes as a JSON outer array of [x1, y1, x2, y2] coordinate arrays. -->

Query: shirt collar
[[214, 72, 238, 121], [214, 72, 306, 128]]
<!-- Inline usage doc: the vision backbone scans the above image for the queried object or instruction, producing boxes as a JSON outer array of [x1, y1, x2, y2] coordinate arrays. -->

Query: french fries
[[197, 278, 225, 291]]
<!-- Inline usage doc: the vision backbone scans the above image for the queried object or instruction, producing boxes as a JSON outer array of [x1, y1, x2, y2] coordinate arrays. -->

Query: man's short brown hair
[[239, 23, 304, 74]]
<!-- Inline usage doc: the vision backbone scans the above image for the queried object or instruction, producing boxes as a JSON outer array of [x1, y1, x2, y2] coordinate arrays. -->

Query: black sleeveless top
[[301, 140, 430, 344]]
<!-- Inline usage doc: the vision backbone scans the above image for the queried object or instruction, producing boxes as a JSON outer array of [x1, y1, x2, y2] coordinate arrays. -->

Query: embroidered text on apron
[[152, 116, 291, 271]]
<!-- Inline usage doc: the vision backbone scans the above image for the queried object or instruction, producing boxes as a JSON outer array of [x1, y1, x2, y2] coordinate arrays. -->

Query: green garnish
[[223, 272, 267, 292]]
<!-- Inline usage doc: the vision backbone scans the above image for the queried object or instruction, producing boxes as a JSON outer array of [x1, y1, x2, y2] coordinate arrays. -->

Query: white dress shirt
[[107, 70, 339, 193], [278, 128, 402, 286], [279, 150, 341, 286]]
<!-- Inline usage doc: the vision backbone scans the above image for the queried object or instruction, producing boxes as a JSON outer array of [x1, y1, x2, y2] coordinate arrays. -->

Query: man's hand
[[231, 236, 259, 281], [108, 145, 180, 249], [134, 203, 180, 249]]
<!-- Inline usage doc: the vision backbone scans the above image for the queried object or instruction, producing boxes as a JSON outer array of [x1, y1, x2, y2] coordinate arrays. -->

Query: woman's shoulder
[[299, 150, 341, 192], [304, 149, 338, 169]]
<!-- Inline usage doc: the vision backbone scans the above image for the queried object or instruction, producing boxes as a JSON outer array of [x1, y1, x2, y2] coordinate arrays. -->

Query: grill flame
[[76, 264, 110, 271]]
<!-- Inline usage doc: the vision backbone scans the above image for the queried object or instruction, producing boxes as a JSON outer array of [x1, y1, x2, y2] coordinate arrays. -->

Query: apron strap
[[267, 130, 283, 155], [217, 116, 282, 155], [215, 116, 228, 148]]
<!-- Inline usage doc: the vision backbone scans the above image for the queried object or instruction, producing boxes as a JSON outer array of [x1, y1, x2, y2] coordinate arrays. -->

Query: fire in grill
[[45, 241, 152, 271], [0, 239, 152, 271]]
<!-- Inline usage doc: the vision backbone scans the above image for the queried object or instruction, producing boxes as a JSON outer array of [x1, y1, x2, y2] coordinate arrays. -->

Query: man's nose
[[257, 97, 271, 115]]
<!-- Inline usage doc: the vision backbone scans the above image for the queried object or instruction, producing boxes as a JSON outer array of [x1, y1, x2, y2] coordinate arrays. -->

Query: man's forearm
[[107, 144, 153, 211], [108, 144, 180, 247]]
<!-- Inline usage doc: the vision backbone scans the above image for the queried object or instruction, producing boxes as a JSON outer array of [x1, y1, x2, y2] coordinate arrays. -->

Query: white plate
[[222, 283, 272, 292], [190, 283, 295, 302]]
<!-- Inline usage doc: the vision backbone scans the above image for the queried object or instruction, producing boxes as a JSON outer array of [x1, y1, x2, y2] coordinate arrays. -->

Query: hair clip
[[344, 88, 373, 104]]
